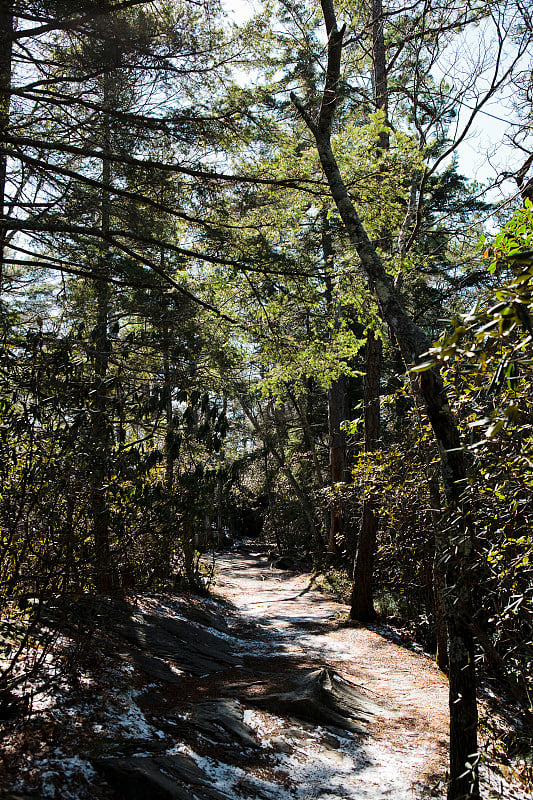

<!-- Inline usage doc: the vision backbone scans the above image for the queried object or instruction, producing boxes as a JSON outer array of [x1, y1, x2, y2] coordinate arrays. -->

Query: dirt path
[[209, 542, 450, 799], [3, 541, 456, 800]]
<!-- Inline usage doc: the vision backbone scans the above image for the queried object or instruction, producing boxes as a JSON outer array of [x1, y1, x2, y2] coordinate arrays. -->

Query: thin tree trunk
[[0, 1, 13, 292], [322, 209, 346, 554], [351, 0, 386, 617], [291, 2, 479, 796], [92, 65, 113, 591], [351, 329, 381, 620]]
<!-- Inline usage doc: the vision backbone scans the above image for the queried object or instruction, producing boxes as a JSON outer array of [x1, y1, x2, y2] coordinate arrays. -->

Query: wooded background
[[0, 1, 532, 797]]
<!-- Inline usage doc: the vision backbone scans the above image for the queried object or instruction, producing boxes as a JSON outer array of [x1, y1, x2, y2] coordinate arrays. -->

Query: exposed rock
[[272, 556, 296, 570], [248, 668, 380, 734], [96, 738, 169, 757], [94, 754, 233, 800], [115, 610, 238, 676], [161, 699, 259, 750], [182, 604, 231, 634], [190, 699, 259, 748], [269, 736, 291, 753], [234, 777, 277, 799], [271, 556, 308, 571], [41, 594, 238, 679], [124, 651, 183, 685]]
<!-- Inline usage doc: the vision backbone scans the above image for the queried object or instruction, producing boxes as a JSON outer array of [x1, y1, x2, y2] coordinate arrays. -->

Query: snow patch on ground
[[16, 754, 98, 800], [107, 687, 157, 738], [167, 714, 441, 800], [242, 707, 280, 745]]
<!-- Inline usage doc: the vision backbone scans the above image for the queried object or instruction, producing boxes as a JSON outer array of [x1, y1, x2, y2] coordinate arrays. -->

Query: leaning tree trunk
[[291, 2, 479, 796]]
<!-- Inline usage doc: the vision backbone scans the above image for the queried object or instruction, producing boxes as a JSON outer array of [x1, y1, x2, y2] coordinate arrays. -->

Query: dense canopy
[[0, 1, 532, 798]]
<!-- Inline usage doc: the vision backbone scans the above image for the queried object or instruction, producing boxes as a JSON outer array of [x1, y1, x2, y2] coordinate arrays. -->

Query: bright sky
[[224, 0, 531, 201]]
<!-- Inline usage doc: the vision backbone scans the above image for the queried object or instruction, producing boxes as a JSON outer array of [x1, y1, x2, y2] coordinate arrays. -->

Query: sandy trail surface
[[2, 541, 455, 800], [209, 541, 450, 799]]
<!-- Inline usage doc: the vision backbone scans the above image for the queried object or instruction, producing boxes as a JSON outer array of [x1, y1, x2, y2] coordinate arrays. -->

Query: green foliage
[[2, 4, 532, 772], [429, 205, 533, 711], [347, 428, 441, 639], [484, 200, 533, 275]]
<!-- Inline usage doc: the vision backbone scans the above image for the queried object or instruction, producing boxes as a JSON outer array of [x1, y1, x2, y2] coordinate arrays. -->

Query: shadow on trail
[[89, 542, 384, 799], [22, 541, 421, 800]]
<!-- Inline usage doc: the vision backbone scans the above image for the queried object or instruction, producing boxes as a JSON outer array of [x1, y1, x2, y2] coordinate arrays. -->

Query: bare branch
[[11, 1, 156, 42], [3, 133, 321, 191]]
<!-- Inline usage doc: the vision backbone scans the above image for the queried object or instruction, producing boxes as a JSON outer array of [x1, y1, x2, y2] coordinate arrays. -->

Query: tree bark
[[92, 61, 114, 591], [0, 0, 13, 291], [322, 210, 346, 554], [291, 2, 479, 796], [351, 0, 385, 619], [351, 329, 381, 621]]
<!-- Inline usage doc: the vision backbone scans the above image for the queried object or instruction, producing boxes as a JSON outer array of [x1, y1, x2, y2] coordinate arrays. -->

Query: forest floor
[[0, 541, 530, 800]]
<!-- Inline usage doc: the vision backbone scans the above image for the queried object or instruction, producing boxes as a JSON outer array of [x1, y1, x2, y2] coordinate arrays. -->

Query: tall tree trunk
[[92, 64, 113, 591], [291, 2, 479, 796], [0, 1, 13, 292], [351, 329, 381, 621], [351, 0, 386, 618], [322, 210, 346, 554]]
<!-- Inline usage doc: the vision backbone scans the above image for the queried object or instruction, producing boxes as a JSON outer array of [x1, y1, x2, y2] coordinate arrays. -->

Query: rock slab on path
[[90, 543, 449, 800], [94, 753, 233, 800], [4, 542, 451, 800]]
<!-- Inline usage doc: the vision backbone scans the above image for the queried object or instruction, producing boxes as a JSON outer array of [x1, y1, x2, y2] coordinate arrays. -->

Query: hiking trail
[[3, 541, 454, 800]]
